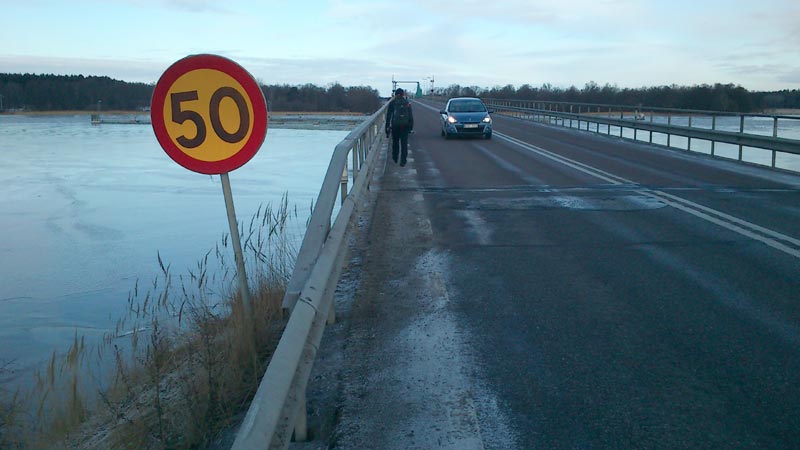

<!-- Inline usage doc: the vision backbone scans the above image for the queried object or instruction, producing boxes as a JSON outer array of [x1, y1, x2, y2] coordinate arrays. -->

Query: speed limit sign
[[151, 54, 268, 174]]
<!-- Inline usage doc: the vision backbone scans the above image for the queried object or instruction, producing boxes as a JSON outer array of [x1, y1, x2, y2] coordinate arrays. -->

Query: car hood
[[449, 112, 489, 122]]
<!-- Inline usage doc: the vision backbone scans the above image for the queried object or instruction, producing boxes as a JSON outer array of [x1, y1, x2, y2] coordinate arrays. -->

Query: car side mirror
[[488, 109, 494, 114], [439, 110, 447, 115]]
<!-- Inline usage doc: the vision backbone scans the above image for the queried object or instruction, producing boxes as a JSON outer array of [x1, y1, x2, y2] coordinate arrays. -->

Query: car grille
[[456, 124, 485, 133]]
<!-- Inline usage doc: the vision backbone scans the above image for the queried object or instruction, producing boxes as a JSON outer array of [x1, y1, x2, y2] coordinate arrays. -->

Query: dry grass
[[0, 195, 302, 449]]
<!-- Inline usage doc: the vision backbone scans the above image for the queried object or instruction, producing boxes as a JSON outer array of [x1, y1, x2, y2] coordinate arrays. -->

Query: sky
[[1, 0, 798, 97]]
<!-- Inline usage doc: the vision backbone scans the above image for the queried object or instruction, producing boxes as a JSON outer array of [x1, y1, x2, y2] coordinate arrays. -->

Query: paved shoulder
[[295, 140, 517, 449]]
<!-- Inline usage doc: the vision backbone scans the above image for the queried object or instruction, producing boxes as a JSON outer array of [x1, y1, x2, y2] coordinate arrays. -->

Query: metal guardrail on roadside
[[483, 99, 800, 172], [231, 102, 389, 450]]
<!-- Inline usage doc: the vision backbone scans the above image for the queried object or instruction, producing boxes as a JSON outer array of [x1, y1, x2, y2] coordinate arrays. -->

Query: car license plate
[[464, 124, 479, 128]]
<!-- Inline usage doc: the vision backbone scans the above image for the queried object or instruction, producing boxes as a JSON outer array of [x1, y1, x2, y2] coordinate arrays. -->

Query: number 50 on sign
[[151, 54, 268, 174]]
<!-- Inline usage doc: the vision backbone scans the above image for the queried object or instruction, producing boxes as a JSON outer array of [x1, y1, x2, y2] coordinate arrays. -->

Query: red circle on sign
[[151, 54, 268, 174]]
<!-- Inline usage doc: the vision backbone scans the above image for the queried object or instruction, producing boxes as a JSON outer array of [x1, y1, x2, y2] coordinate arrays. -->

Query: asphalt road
[[305, 99, 800, 450]]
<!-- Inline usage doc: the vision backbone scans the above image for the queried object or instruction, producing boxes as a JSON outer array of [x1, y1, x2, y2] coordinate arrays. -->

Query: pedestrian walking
[[385, 88, 414, 166]]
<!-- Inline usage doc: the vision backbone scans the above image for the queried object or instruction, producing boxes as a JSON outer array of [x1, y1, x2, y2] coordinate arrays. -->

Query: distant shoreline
[[0, 109, 367, 131], [0, 110, 367, 116], [763, 108, 800, 115]]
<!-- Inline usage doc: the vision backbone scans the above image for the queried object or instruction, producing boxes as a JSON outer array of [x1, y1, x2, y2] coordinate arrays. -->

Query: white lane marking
[[652, 190, 800, 248], [496, 132, 627, 185], [494, 131, 800, 260], [413, 101, 445, 113], [641, 191, 800, 259]]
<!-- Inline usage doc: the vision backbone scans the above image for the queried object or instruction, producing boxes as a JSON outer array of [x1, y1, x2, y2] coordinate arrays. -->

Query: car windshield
[[449, 100, 486, 113]]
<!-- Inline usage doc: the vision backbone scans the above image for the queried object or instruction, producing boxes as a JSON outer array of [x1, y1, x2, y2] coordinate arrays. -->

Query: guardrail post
[[773, 117, 779, 167], [667, 115, 672, 147], [738, 115, 745, 161], [570, 105, 573, 128], [352, 142, 359, 180], [340, 162, 348, 205], [711, 115, 717, 156], [687, 115, 693, 151], [294, 391, 308, 442], [596, 107, 600, 133]]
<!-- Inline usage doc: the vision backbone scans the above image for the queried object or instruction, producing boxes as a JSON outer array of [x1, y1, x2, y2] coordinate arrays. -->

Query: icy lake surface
[[0, 114, 348, 377]]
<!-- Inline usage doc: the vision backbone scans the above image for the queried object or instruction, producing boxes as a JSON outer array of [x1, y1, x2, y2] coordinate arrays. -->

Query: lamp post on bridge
[[423, 76, 435, 95]]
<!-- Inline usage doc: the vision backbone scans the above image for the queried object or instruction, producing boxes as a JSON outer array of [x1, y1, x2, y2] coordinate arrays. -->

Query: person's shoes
[[400, 160, 406, 167], [392, 155, 398, 163]]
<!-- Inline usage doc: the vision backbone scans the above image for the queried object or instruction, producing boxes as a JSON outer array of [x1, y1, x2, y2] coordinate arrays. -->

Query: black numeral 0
[[170, 87, 250, 148], [210, 87, 250, 143]]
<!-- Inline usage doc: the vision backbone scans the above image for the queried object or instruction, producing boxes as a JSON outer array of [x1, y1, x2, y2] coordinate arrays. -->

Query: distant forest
[[0, 73, 382, 113], [439, 82, 800, 113], [2, 73, 798, 114]]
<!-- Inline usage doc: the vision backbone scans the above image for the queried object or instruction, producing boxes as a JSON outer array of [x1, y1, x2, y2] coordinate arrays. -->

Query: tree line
[[0, 73, 382, 114], [3, 73, 798, 114], [436, 82, 800, 113]]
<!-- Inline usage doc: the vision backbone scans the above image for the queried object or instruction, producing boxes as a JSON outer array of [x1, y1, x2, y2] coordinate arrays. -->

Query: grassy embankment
[[0, 196, 302, 449]]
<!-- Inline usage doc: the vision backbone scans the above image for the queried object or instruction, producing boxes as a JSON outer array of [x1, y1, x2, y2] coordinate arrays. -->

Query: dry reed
[[0, 194, 302, 449]]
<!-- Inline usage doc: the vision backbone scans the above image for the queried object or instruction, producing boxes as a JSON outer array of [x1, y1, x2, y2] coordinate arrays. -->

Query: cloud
[[117, 0, 234, 14]]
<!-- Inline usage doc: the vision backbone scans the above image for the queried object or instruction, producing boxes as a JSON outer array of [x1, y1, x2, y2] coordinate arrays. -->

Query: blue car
[[440, 97, 493, 139]]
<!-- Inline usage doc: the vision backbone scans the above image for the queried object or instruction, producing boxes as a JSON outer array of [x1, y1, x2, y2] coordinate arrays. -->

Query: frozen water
[[0, 114, 348, 379]]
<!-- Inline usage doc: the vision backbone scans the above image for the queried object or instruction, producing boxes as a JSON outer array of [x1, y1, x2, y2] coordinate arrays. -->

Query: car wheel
[[441, 128, 445, 136], [485, 132, 492, 140]]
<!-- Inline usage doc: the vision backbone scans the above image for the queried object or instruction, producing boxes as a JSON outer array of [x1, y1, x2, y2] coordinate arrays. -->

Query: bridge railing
[[231, 102, 389, 450], [483, 99, 800, 173]]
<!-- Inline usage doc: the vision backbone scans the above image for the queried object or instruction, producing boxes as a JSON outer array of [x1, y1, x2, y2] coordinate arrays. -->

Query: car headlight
[[447, 115, 458, 124], [482, 115, 492, 123]]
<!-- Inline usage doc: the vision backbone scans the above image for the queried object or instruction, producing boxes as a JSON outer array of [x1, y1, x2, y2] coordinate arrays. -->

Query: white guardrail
[[232, 102, 390, 450], [483, 99, 800, 173]]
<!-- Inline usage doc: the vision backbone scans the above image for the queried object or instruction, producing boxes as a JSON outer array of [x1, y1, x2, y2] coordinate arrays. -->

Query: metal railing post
[[739, 115, 745, 161], [570, 105, 573, 128], [340, 162, 348, 205], [596, 107, 601, 133], [352, 142, 359, 179], [772, 117, 778, 167], [294, 391, 308, 442], [711, 115, 716, 156], [667, 115, 672, 147]]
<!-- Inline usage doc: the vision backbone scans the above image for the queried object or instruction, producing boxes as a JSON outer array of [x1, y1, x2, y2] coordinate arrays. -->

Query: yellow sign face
[[162, 68, 255, 162], [152, 54, 268, 175]]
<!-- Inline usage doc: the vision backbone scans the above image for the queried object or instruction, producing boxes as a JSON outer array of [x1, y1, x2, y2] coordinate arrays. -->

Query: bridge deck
[[297, 99, 800, 449]]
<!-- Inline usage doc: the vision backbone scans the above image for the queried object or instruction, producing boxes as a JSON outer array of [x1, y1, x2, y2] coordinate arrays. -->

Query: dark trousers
[[391, 126, 410, 164]]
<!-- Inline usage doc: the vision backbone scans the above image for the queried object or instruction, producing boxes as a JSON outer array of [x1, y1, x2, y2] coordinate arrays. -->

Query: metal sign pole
[[220, 172, 252, 317]]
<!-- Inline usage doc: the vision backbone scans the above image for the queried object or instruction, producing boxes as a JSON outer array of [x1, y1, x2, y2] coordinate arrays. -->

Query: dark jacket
[[385, 96, 414, 131]]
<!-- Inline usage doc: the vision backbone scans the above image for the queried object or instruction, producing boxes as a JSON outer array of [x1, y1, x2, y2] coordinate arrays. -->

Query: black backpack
[[392, 99, 411, 127]]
